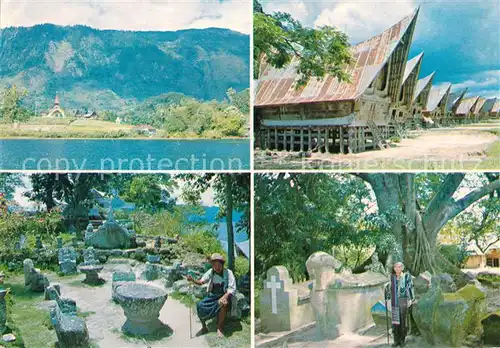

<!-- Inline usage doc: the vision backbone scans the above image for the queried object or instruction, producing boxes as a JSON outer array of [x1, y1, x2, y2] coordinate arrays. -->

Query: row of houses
[[254, 8, 499, 154]]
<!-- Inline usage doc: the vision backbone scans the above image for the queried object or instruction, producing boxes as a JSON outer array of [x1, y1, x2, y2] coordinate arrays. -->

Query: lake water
[[0, 139, 250, 171]]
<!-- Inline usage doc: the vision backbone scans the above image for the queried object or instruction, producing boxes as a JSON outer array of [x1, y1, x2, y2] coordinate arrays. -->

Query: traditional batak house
[[478, 98, 497, 120], [456, 96, 480, 123], [254, 9, 420, 154], [408, 72, 434, 128], [472, 98, 486, 122], [422, 83, 451, 125], [393, 52, 424, 130], [446, 88, 468, 124], [491, 99, 500, 118], [44, 95, 66, 118]]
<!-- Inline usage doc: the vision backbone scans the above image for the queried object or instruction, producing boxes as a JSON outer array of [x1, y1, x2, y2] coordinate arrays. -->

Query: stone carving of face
[[372, 254, 379, 262], [393, 263, 403, 275], [212, 260, 224, 274]]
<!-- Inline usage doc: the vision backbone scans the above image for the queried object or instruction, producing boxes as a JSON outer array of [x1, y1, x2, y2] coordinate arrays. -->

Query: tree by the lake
[[0, 85, 32, 123], [253, 0, 352, 86], [180, 174, 250, 271]]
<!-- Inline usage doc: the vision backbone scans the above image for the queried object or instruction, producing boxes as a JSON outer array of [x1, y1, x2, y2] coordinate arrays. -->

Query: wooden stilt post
[[266, 128, 270, 150], [300, 128, 304, 152], [308, 127, 312, 151], [340, 126, 344, 154]]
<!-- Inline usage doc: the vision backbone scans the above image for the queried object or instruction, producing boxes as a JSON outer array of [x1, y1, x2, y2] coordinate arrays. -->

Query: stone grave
[[258, 251, 388, 347], [58, 247, 77, 275], [260, 266, 315, 333], [23, 259, 49, 292]]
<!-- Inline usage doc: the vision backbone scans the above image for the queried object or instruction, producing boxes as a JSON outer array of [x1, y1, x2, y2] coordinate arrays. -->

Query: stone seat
[[49, 296, 90, 348]]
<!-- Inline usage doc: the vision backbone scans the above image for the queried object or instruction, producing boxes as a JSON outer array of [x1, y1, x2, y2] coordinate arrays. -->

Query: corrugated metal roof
[[403, 52, 424, 85], [425, 83, 451, 112], [255, 9, 419, 107], [474, 98, 487, 114], [413, 72, 435, 102], [456, 96, 479, 115], [481, 98, 497, 113]]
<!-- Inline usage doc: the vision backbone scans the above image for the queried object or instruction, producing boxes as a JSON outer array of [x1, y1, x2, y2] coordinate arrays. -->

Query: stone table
[[115, 283, 168, 336], [79, 265, 104, 285]]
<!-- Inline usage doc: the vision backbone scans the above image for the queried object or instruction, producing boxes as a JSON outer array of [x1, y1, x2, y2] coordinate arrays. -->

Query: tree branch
[[449, 178, 500, 221], [424, 173, 465, 220]]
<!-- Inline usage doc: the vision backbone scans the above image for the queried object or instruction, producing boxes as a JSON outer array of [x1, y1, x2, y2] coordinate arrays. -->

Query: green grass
[[3, 280, 57, 348], [205, 316, 251, 348], [170, 290, 196, 307]]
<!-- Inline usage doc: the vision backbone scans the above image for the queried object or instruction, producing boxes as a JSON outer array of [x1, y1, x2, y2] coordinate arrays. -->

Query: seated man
[[187, 253, 236, 337]]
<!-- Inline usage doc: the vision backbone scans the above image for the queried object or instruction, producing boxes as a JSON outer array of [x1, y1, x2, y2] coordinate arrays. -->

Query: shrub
[[180, 230, 224, 257], [439, 243, 470, 268], [235, 255, 249, 279]]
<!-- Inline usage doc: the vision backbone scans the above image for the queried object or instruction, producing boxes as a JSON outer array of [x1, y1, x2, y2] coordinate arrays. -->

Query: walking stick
[[385, 299, 390, 346], [189, 282, 193, 339]]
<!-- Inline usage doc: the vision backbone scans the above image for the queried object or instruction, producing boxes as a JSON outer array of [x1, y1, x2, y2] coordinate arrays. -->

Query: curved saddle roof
[[255, 9, 419, 107]]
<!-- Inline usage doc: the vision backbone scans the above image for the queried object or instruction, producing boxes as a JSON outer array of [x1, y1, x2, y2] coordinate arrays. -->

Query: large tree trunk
[[225, 174, 235, 271]]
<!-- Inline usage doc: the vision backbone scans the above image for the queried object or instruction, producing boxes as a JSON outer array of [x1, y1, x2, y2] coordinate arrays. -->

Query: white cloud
[[0, 0, 251, 33], [313, 0, 416, 43], [263, 1, 309, 23], [450, 70, 500, 91]]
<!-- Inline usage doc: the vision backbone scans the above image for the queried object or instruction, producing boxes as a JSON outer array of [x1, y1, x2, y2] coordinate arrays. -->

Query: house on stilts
[[422, 83, 451, 126], [409, 72, 435, 128], [472, 98, 487, 122], [254, 9, 420, 154], [393, 52, 424, 130], [491, 99, 500, 118], [446, 88, 468, 124], [456, 96, 480, 123], [476, 98, 497, 121]]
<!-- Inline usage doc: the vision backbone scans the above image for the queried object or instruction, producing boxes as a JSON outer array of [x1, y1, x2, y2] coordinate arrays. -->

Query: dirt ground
[[9, 260, 248, 348], [255, 121, 500, 170]]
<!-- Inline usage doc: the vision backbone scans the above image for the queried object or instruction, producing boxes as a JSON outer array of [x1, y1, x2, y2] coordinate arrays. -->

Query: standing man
[[187, 253, 236, 337]]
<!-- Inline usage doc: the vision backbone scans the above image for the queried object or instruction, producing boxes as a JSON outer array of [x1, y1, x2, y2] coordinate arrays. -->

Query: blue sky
[[262, 0, 499, 98], [0, 0, 251, 34]]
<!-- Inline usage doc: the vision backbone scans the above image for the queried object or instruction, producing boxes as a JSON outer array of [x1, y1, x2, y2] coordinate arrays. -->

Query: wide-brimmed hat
[[210, 253, 225, 263]]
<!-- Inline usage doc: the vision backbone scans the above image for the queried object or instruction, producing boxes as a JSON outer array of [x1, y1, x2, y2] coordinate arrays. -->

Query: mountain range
[[0, 24, 250, 111]]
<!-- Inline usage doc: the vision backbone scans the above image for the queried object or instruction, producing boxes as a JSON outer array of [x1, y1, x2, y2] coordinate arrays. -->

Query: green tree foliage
[[253, 0, 352, 86], [0, 173, 23, 200], [26, 174, 115, 229], [254, 173, 390, 282], [123, 90, 248, 138], [0, 86, 33, 123], [120, 175, 176, 212], [440, 173, 500, 254]]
